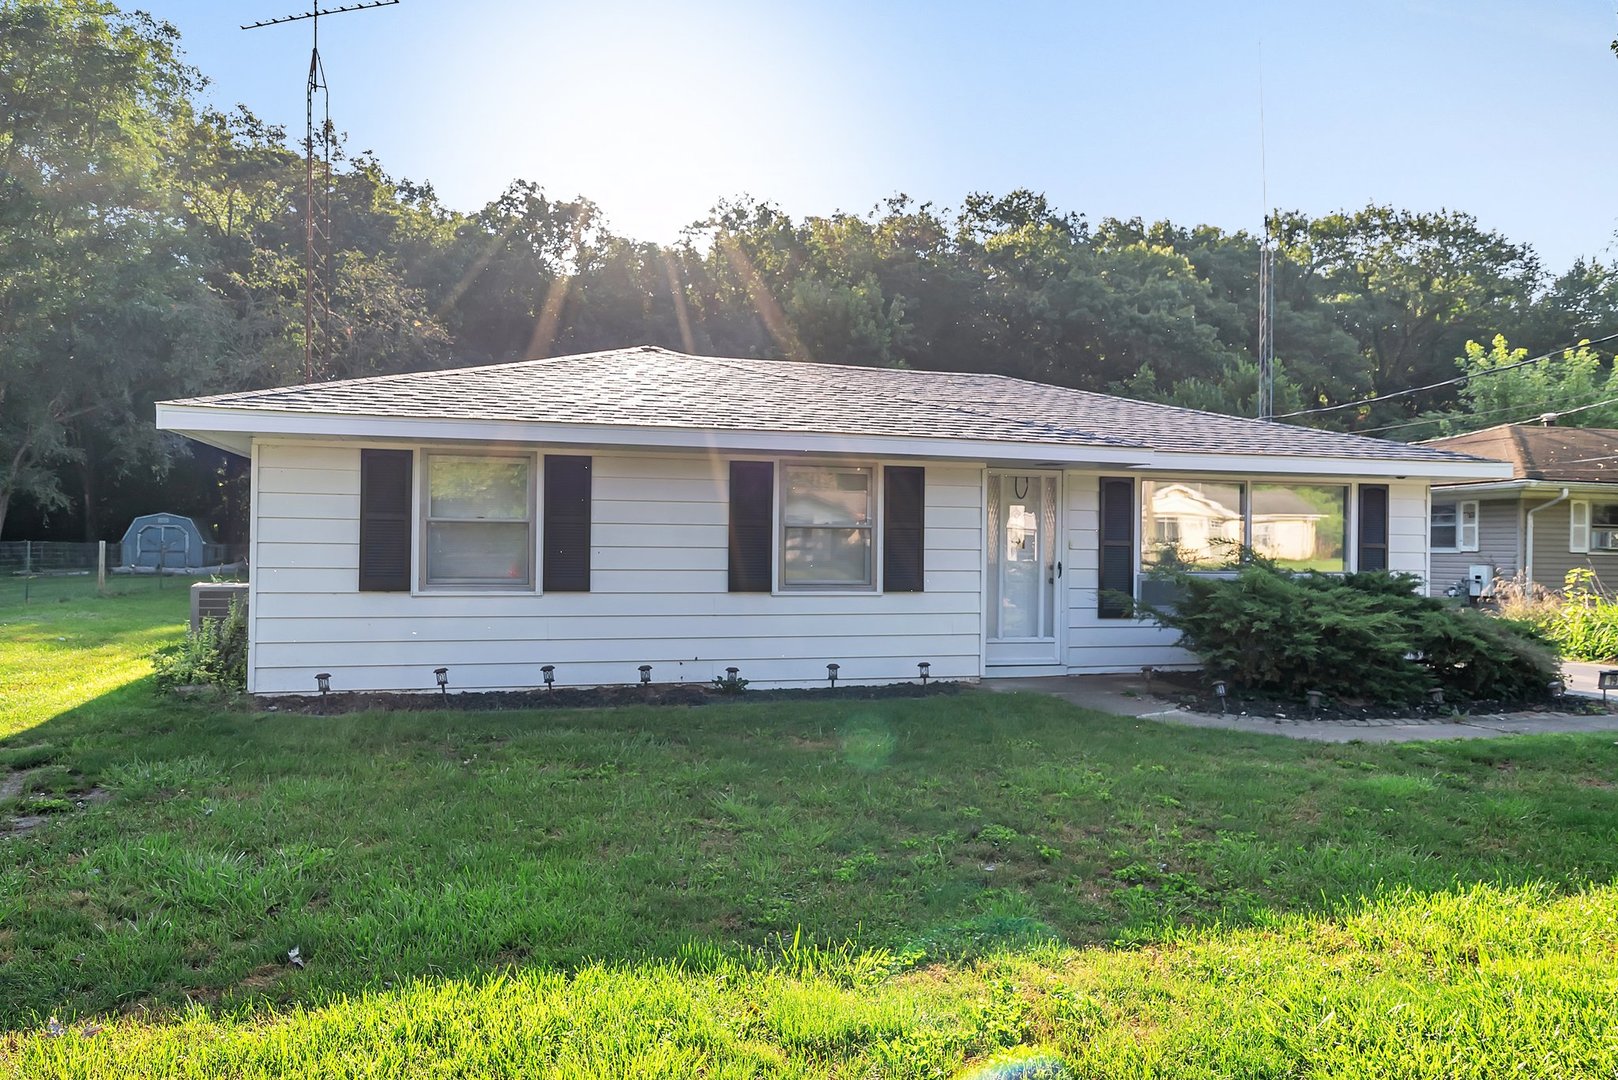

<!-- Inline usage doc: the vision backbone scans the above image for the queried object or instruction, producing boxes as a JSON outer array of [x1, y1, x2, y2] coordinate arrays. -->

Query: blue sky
[[139, 1, 1616, 271]]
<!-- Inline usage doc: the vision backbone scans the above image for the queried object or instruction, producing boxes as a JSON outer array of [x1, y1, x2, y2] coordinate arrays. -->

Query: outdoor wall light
[[1306, 689, 1323, 717], [639, 664, 653, 685], [827, 663, 839, 687], [918, 662, 931, 685], [541, 665, 555, 690], [315, 672, 331, 696], [434, 666, 449, 701]]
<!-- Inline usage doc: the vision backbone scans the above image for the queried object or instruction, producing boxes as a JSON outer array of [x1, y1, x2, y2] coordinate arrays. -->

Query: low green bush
[[1140, 558, 1558, 705], [152, 599, 247, 693]]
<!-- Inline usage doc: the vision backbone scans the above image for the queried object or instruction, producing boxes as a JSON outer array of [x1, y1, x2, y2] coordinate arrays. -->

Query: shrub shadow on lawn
[[3, 682, 1618, 1027]]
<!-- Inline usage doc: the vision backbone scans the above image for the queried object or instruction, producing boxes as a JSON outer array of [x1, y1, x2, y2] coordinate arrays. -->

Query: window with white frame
[[1140, 480, 1348, 572], [1572, 500, 1618, 552], [780, 464, 874, 589], [1431, 499, 1478, 552], [423, 453, 534, 588]]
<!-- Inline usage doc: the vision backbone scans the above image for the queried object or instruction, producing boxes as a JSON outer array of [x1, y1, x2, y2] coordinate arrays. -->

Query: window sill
[[771, 588, 882, 598], [412, 587, 541, 597]]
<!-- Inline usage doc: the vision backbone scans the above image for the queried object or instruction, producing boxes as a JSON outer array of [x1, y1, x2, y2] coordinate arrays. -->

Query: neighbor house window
[[1574, 501, 1618, 553], [424, 453, 534, 588], [781, 464, 874, 589], [1431, 499, 1478, 552], [1141, 480, 1348, 572]]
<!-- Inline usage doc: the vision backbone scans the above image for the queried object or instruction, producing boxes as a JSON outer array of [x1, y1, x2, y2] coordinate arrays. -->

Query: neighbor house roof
[[1424, 424, 1618, 485], [158, 346, 1509, 478]]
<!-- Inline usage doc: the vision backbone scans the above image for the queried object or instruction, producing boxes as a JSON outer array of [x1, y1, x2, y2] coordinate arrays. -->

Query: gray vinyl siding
[[1529, 498, 1618, 592], [1430, 498, 1521, 595]]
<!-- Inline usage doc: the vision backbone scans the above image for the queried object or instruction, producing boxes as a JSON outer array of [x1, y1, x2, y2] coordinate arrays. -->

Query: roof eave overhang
[[1432, 477, 1618, 496], [155, 404, 1511, 479], [1134, 452, 1512, 481]]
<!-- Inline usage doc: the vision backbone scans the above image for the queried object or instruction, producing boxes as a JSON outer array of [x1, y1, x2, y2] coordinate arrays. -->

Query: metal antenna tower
[[1255, 42, 1276, 421], [243, 0, 400, 380]]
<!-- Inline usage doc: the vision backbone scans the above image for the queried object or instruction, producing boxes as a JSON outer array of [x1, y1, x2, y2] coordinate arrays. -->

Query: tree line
[[3, 0, 1615, 541]]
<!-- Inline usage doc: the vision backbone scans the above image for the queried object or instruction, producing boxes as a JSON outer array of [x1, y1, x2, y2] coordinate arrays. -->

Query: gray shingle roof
[[1424, 423, 1618, 483], [166, 345, 1483, 463]]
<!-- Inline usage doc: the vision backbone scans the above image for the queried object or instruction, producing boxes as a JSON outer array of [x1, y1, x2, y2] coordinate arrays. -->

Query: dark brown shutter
[[543, 455, 592, 592], [1098, 477, 1134, 618], [883, 466, 925, 592], [359, 449, 412, 592], [1358, 484, 1389, 572], [728, 461, 773, 592]]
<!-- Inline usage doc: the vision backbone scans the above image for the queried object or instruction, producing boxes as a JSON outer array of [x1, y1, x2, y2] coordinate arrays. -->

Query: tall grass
[[1496, 569, 1618, 662]]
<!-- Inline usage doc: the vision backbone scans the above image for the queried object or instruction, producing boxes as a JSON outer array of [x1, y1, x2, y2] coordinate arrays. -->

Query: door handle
[[1048, 562, 1063, 584], [1057, 561, 1063, 578]]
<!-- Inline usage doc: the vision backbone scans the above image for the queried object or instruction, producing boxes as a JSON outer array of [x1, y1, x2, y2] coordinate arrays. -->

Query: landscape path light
[[1212, 679, 1228, 716], [918, 662, 931, 685], [827, 663, 839, 688], [434, 666, 449, 702], [541, 665, 555, 690], [315, 672, 331, 697], [639, 664, 653, 686]]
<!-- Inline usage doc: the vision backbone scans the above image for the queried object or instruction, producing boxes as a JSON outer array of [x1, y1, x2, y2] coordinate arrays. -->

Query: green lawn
[[3, 592, 1617, 1077]]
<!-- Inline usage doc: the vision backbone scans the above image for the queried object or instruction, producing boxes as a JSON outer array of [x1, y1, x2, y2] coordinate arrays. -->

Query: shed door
[[986, 472, 1061, 666]]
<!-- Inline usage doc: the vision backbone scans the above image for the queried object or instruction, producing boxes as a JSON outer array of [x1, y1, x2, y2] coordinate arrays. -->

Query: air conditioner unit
[[190, 582, 248, 632], [1594, 529, 1618, 551], [1467, 565, 1495, 598]]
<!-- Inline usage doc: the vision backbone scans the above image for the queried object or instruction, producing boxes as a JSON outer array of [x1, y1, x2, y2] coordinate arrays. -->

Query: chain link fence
[[0, 541, 247, 606]]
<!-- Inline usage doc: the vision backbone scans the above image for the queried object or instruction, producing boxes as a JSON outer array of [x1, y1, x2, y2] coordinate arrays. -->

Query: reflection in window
[[781, 465, 873, 588], [1251, 484, 1345, 571], [1140, 481, 1244, 570], [1141, 480, 1348, 573], [424, 454, 533, 587]]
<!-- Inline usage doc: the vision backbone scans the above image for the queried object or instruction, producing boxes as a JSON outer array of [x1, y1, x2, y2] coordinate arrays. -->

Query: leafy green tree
[[0, 0, 223, 537], [1436, 335, 1618, 434], [1277, 206, 1542, 424]]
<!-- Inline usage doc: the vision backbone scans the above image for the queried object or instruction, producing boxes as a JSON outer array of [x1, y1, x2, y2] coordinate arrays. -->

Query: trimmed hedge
[[1139, 560, 1558, 705]]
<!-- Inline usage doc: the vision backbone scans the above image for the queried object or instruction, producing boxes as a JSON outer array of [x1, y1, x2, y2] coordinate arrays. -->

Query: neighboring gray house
[[1425, 424, 1618, 597], [155, 346, 1506, 694]]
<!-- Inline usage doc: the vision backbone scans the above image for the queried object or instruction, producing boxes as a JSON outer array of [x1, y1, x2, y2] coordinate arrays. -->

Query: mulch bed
[[258, 680, 967, 715], [1152, 670, 1606, 721]]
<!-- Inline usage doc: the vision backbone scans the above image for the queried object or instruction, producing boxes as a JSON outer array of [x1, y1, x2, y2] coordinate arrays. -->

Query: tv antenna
[[243, 0, 400, 380], [1256, 41, 1276, 421]]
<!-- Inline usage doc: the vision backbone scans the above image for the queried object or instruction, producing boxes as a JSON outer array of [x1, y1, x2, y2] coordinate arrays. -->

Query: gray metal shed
[[120, 512, 209, 569]]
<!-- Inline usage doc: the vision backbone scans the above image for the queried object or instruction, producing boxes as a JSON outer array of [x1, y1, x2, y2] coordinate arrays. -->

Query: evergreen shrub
[[1140, 559, 1558, 705]]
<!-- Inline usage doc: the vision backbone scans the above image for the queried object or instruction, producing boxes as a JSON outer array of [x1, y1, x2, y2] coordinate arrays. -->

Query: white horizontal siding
[[1061, 471, 1190, 672], [249, 442, 983, 693], [1387, 482, 1428, 585]]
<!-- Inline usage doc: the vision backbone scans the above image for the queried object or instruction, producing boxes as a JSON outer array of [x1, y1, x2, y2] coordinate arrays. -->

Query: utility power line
[[1348, 391, 1618, 439], [1274, 330, 1618, 420]]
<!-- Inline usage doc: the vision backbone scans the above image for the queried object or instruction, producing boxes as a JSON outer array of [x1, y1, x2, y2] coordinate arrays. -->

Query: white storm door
[[986, 472, 1062, 666]]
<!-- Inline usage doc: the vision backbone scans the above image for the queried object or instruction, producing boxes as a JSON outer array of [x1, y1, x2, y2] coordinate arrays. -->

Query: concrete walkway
[[986, 672, 1618, 744]]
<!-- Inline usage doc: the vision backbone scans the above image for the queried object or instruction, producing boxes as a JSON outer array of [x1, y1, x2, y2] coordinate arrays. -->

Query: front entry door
[[986, 472, 1061, 667]]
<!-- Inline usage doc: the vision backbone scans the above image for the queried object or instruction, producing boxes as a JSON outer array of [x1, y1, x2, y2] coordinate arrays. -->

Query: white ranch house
[[156, 347, 1509, 695]]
